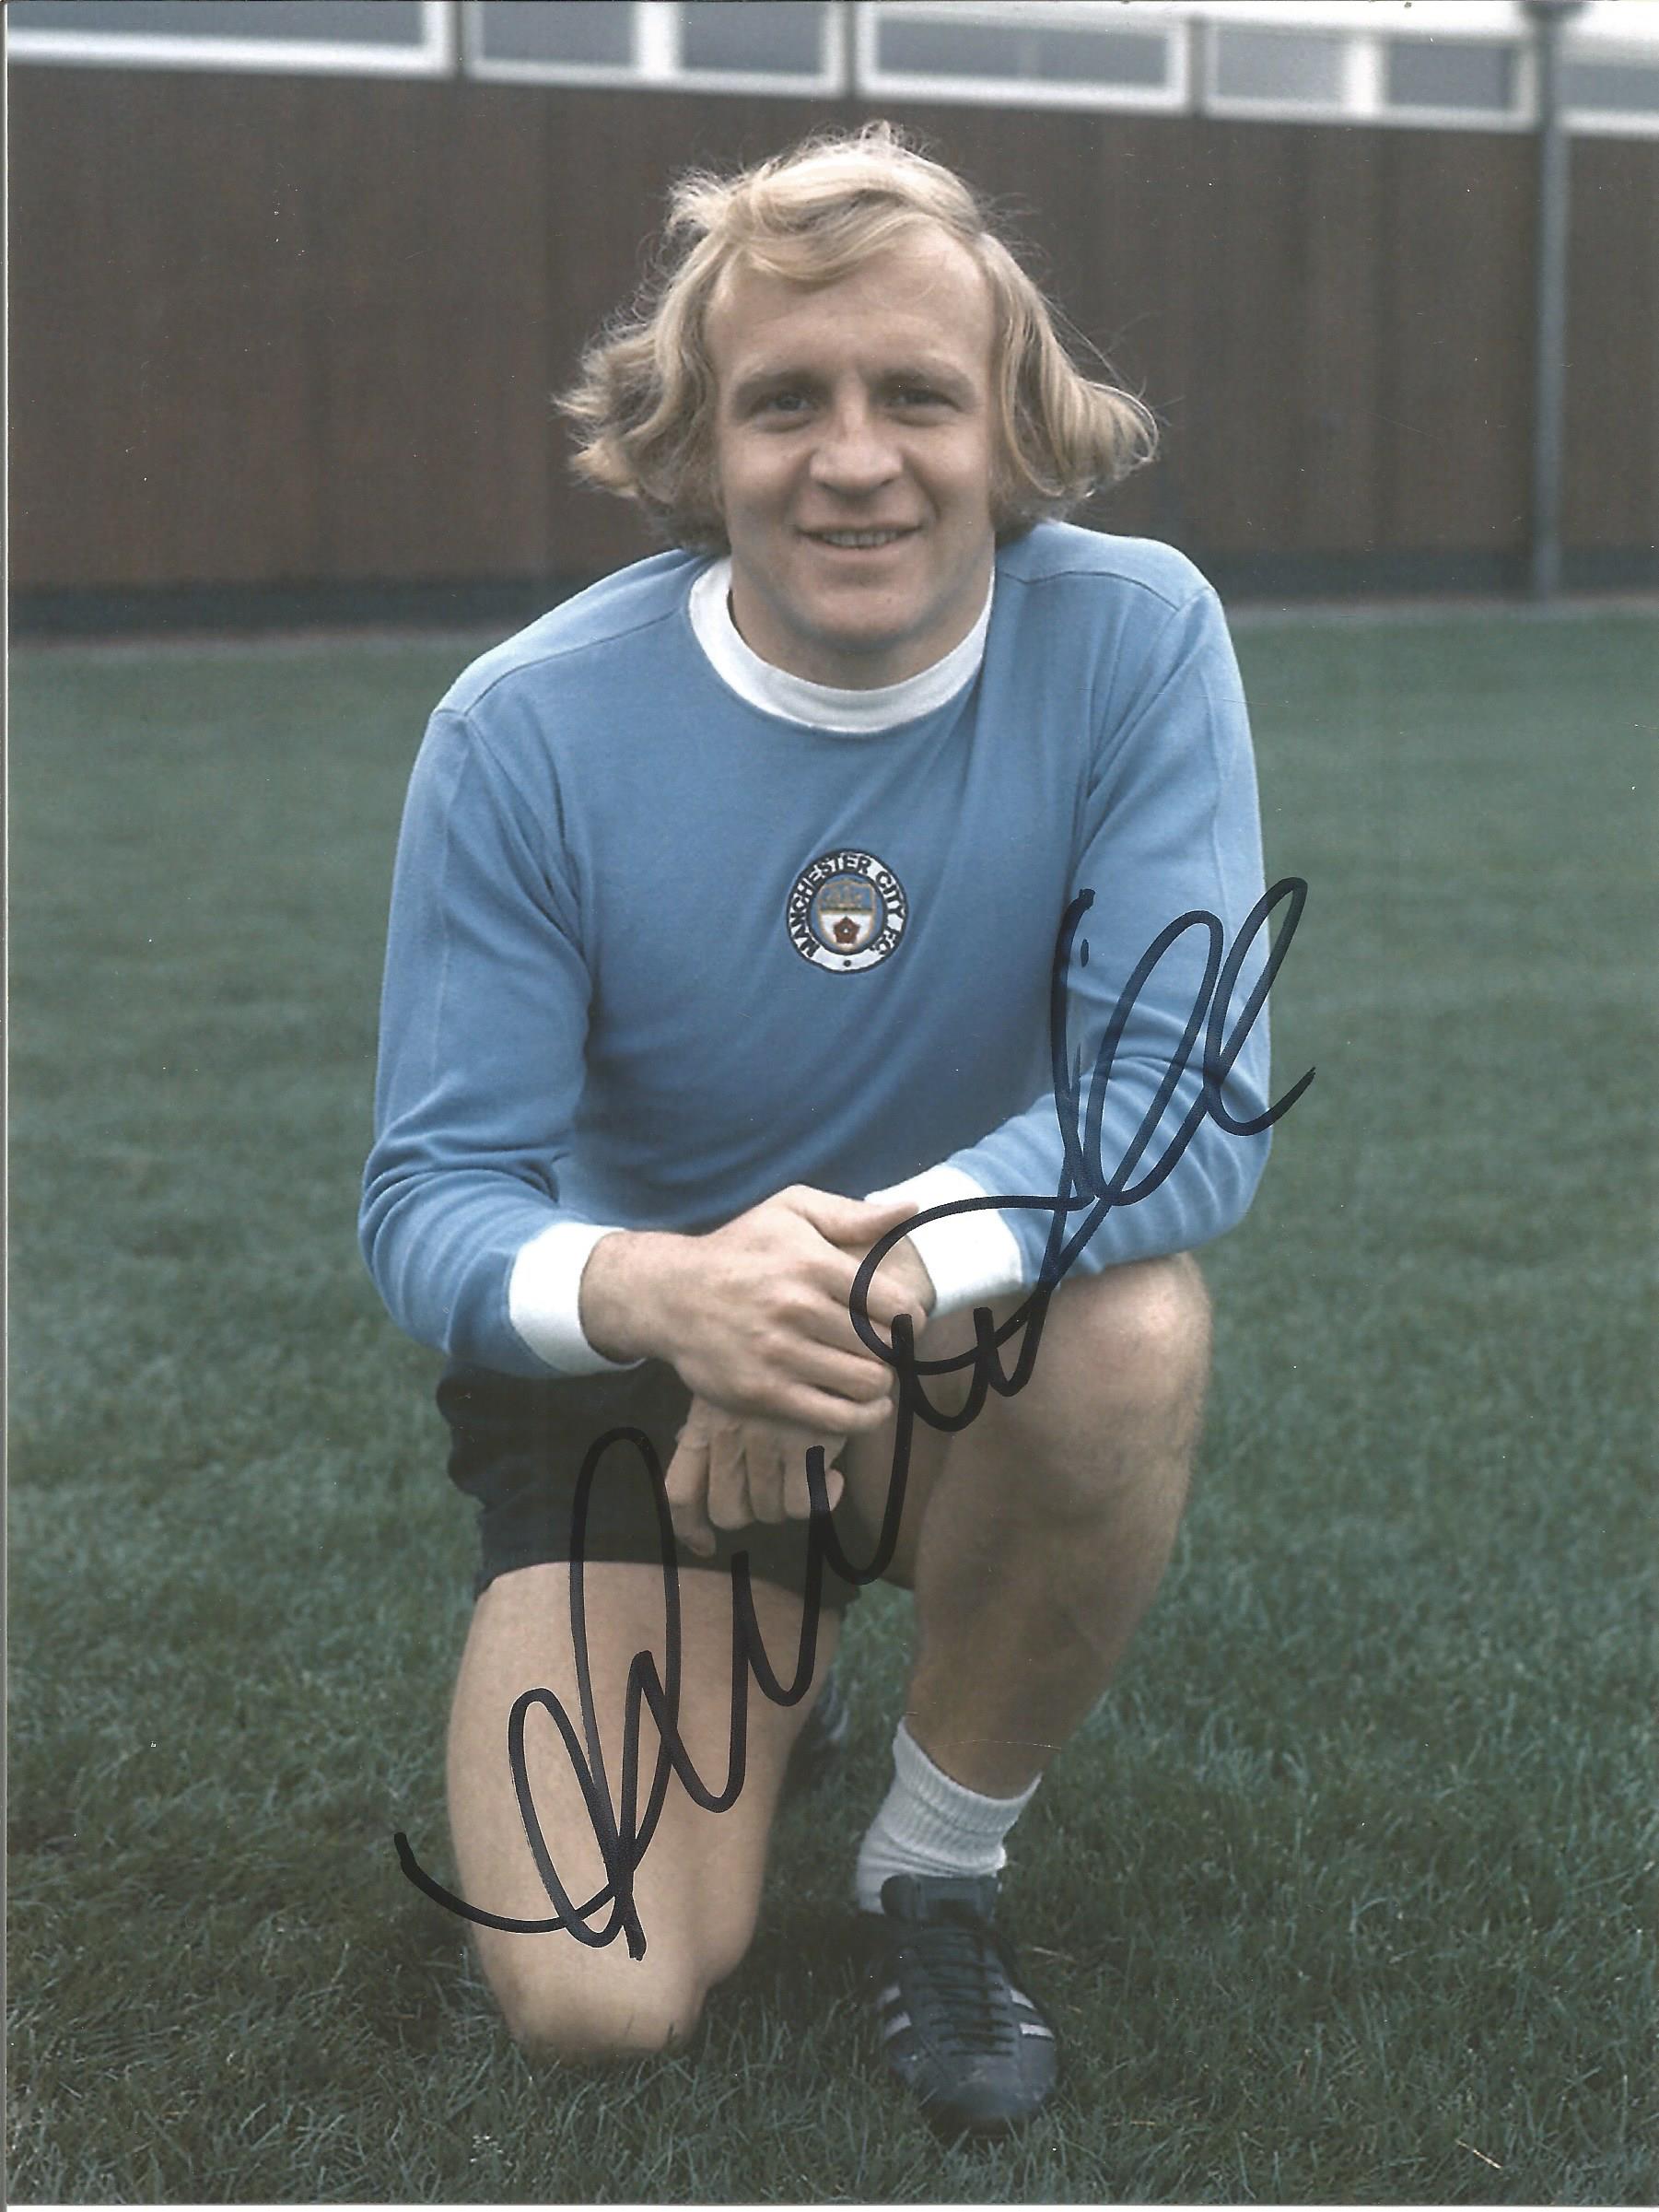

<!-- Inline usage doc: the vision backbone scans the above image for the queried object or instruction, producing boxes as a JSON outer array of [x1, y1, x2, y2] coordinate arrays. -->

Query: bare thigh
[[836, 1294, 1020, 1589], [447, 1560, 838, 2058], [838, 1257, 1209, 1588]]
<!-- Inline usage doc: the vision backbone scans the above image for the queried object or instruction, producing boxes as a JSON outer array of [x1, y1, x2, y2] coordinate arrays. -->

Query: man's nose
[[808, 397, 901, 494]]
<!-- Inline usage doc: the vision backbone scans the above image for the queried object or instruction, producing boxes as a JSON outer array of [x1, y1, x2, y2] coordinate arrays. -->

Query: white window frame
[[1567, 98, 1659, 136], [461, 0, 847, 99], [1202, 19, 1534, 132], [5, 0, 455, 76], [857, 0, 1189, 115]]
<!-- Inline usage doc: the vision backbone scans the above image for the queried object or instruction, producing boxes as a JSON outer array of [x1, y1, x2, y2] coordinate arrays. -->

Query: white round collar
[[688, 557, 993, 736]]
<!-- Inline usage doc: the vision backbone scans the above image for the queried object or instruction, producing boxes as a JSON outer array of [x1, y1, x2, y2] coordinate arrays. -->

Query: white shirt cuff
[[862, 1165, 1028, 1317], [507, 1221, 642, 1375]]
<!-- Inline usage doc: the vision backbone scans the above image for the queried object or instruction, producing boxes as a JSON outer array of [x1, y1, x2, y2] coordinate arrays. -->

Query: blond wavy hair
[[558, 123, 1158, 552]]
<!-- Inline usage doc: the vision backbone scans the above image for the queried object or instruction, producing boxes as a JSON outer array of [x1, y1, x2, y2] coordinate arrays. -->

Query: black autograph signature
[[394, 880, 1314, 1957]]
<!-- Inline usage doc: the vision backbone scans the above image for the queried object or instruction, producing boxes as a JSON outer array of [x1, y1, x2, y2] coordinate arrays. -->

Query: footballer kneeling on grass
[[361, 123, 1278, 2137]]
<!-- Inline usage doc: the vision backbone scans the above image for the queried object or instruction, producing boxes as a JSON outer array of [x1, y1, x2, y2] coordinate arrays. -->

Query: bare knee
[[1055, 1254, 1210, 1413], [493, 1952, 711, 2063], [484, 1898, 763, 2062], [995, 1258, 1209, 1519]]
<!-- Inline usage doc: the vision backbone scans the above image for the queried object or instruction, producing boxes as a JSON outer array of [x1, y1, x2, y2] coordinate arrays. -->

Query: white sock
[[856, 1718, 1040, 1914]]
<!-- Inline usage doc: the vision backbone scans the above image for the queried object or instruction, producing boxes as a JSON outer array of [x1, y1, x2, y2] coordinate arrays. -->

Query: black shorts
[[438, 1360, 865, 1611]]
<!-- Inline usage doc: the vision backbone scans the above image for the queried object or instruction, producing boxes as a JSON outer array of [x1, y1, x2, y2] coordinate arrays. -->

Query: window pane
[[680, 1, 825, 76], [1565, 56, 1659, 114], [877, 15, 1168, 88], [1211, 27, 1348, 104], [473, 0, 634, 68], [1385, 39, 1516, 113], [1031, 23, 1167, 88], [9, 0, 427, 43]]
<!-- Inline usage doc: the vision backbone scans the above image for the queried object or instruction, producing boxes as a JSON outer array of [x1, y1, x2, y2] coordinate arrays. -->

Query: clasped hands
[[578, 1186, 934, 1559], [665, 1187, 935, 1557]]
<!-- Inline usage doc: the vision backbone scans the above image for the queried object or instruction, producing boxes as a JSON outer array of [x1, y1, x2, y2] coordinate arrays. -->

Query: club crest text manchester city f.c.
[[786, 849, 908, 973]]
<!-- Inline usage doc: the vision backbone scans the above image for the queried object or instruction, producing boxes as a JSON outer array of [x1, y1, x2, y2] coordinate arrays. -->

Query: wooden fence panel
[[11, 69, 322, 586], [9, 64, 1654, 600], [1566, 137, 1659, 549]]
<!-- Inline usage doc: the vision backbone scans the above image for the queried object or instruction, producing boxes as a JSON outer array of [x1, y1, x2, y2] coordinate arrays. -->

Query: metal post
[[1525, 0, 1586, 601], [837, 0, 859, 107]]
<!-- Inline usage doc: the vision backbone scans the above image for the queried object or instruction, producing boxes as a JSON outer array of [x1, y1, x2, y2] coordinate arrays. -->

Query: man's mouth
[[800, 527, 919, 549]]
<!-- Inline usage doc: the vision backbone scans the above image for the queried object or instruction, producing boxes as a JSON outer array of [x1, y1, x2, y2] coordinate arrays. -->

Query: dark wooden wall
[[9, 64, 1656, 609]]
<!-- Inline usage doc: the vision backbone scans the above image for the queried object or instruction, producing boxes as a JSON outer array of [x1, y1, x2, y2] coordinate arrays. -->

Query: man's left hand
[[850, 1229, 937, 1352]]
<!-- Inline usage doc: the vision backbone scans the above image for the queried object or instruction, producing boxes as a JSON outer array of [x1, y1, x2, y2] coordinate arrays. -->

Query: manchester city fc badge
[[785, 849, 908, 973]]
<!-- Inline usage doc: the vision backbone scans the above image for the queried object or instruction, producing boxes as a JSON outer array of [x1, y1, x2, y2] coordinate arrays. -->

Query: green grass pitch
[[7, 607, 1654, 2203]]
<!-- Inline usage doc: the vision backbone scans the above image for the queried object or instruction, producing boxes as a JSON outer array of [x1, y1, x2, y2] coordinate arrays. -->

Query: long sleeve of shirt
[[361, 709, 619, 1376], [900, 578, 1272, 1301]]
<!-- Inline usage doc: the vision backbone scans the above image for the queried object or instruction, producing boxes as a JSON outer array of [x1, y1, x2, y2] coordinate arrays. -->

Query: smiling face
[[706, 227, 999, 690]]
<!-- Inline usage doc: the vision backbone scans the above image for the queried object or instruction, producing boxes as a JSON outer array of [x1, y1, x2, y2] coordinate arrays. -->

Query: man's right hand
[[578, 1184, 927, 1432]]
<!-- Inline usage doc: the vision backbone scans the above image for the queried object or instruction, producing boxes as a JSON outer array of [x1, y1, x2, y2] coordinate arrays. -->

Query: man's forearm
[[578, 1222, 936, 1371], [577, 1228, 689, 1367]]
